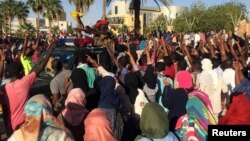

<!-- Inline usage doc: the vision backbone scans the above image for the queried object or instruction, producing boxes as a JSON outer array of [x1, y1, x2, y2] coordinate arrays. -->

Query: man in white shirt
[[221, 59, 235, 95]]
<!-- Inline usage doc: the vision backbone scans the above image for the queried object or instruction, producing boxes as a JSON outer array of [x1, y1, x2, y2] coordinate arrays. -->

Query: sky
[[25, 0, 250, 27]]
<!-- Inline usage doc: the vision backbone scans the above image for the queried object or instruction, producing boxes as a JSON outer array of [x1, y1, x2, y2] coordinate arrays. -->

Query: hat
[[201, 58, 213, 71]]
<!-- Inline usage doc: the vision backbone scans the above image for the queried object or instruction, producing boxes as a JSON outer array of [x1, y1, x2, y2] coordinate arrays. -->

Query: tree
[[107, 0, 172, 37], [102, 0, 106, 20], [0, 14, 4, 34], [15, 22, 36, 39], [67, 25, 74, 35], [173, 1, 248, 32], [68, 0, 94, 33], [143, 14, 168, 36], [0, 0, 30, 34], [43, 0, 64, 32], [27, 0, 44, 36], [118, 24, 128, 34], [51, 25, 59, 35], [15, 1, 30, 24]]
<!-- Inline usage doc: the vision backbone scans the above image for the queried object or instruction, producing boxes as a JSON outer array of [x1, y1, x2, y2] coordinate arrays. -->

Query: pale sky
[[24, 0, 250, 27]]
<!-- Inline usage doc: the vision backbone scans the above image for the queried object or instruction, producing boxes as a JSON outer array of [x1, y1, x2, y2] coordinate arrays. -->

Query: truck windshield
[[33, 50, 75, 79]]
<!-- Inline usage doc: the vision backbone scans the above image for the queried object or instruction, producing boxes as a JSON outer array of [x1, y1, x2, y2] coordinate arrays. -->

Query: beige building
[[236, 20, 250, 37], [45, 18, 72, 32], [11, 17, 71, 33], [107, 0, 188, 34], [11, 18, 46, 33]]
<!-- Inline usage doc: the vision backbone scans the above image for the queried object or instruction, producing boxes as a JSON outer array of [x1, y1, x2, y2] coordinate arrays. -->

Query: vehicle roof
[[53, 46, 107, 54]]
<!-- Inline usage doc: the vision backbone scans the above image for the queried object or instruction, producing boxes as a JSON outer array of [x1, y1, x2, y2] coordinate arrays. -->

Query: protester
[[175, 90, 216, 141], [58, 88, 88, 141], [0, 41, 56, 134], [196, 58, 228, 121], [162, 69, 193, 131], [77, 55, 96, 88], [135, 102, 178, 141], [84, 108, 117, 141], [8, 94, 74, 141]]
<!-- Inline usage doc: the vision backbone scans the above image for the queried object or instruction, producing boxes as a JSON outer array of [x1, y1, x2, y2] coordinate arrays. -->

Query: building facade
[[107, 0, 188, 34], [11, 17, 71, 33]]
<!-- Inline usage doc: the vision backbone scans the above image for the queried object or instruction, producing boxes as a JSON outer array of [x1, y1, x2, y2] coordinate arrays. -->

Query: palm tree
[[68, 0, 94, 28], [102, 0, 106, 20], [0, 0, 16, 34], [0, 0, 30, 34], [0, 14, 4, 34], [16, 22, 36, 38], [15, 1, 30, 24], [107, 0, 172, 36], [43, 0, 64, 32], [27, 0, 44, 36]]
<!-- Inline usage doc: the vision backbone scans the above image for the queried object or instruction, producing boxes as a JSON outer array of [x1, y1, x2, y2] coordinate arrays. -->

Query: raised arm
[[208, 38, 216, 58], [126, 51, 138, 71], [22, 32, 29, 55], [33, 33, 40, 50], [182, 44, 193, 64], [228, 39, 239, 61], [0, 49, 5, 83], [217, 36, 228, 61], [233, 61, 244, 86], [105, 40, 119, 68], [161, 37, 169, 56], [33, 41, 57, 74]]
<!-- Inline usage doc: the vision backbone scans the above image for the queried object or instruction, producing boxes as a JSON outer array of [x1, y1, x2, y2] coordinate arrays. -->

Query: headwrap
[[175, 90, 216, 141], [201, 58, 218, 90], [9, 95, 73, 141], [176, 70, 193, 89], [143, 65, 157, 89], [84, 108, 117, 141], [233, 78, 250, 100], [135, 102, 169, 140], [124, 72, 139, 104], [98, 76, 121, 109], [70, 68, 89, 93], [62, 88, 89, 126]]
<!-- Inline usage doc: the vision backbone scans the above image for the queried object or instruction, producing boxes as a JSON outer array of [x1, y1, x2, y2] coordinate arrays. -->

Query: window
[[115, 6, 118, 14], [176, 13, 179, 17], [143, 13, 147, 25]]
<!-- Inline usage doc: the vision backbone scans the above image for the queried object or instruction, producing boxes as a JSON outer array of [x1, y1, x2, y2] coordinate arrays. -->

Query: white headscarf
[[201, 58, 219, 90]]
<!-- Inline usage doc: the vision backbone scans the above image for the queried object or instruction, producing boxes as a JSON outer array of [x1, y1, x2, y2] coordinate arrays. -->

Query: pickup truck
[[30, 46, 113, 96]]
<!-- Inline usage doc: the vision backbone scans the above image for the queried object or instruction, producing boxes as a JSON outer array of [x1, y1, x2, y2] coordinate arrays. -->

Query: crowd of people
[[0, 26, 250, 141]]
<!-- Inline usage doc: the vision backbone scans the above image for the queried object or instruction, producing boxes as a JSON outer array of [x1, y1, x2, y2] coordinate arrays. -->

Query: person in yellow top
[[20, 32, 36, 75]]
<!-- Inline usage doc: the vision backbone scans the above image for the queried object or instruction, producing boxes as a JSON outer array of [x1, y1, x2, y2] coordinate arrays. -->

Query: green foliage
[[51, 26, 59, 35], [15, 22, 36, 39], [144, 14, 167, 35], [43, 0, 64, 22], [68, 0, 94, 12], [118, 25, 128, 34], [0, 0, 30, 34], [173, 1, 248, 32], [67, 25, 74, 35]]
